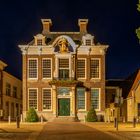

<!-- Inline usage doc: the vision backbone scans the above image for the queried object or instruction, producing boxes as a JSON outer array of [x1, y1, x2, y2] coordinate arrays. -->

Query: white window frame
[[42, 88, 52, 111], [58, 58, 70, 79], [90, 58, 101, 80], [77, 58, 87, 79], [42, 58, 52, 79], [28, 88, 38, 111], [91, 88, 101, 111], [28, 58, 38, 80], [37, 39, 43, 45], [77, 88, 86, 111], [85, 39, 92, 46], [55, 55, 72, 78]]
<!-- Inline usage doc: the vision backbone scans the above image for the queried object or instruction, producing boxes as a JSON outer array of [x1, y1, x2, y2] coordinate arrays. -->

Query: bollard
[[8, 116, 11, 124], [41, 115, 43, 123], [84, 115, 86, 123], [16, 116, 20, 128], [20, 114, 23, 123], [114, 117, 117, 128], [133, 117, 136, 128], [116, 119, 118, 131]]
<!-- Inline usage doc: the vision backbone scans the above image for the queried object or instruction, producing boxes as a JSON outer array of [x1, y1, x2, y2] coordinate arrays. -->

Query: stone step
[[51, 116, 79, 122]]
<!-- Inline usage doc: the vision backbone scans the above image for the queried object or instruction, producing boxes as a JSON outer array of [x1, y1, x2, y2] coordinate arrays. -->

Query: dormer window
[[85, 39, 91, 46], [82, 34, 94, 46], [37, 39, 43, 45], [34, 34, 46, 46]]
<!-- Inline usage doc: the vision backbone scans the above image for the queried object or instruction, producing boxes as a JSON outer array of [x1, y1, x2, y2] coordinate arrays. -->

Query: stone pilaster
[[71, 87, 76, 116], [52, 85, 57, 116]]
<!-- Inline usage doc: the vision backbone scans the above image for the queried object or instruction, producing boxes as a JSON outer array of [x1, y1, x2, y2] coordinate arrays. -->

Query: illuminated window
[[85, 39, 91, 46], [77, 88, 85, 110], [59, 59, 69, 79], [42, 59, 52, 78], [37, 39, 42, 45], [77, 59, 86, 78], [90, 59, 100, 78], [28, 59, 38, 79], [28, 89, 37, 109], [6, 83, 11, 96], [42, 89, 52, 110], [91, 88, 100, 110]]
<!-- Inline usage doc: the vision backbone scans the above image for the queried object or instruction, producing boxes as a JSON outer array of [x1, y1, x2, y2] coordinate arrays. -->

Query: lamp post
[[114, 88, 123, 131]]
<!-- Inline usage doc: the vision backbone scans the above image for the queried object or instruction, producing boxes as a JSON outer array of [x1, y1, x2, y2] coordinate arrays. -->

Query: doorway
[[58, 98, 70, 116]]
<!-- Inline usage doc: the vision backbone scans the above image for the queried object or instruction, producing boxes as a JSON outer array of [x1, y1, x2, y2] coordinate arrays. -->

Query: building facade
[[105, 70, 140, 123], [19, 19, 108, 121], [0, 60, 22, 121], [127, 70, 140, 122]]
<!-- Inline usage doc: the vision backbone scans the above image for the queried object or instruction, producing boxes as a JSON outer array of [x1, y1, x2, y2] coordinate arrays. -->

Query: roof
[[28, 32, 84, 46], [0, 60, 7, 70], [127, 69, 140, 98], [106, 70, 139, 99]]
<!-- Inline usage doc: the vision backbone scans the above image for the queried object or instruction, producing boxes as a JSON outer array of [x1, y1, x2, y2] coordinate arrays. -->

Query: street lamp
[[114, 88, 123, 131]]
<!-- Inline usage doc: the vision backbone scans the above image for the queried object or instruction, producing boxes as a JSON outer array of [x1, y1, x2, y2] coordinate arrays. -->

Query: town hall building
[[19, 19, 109, 121]]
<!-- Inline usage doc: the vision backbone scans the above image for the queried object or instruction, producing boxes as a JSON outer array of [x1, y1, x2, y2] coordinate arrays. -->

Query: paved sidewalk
[[0, 122, 46, 140], [36, 122, 120, 140], [83, 122, 140, 140]]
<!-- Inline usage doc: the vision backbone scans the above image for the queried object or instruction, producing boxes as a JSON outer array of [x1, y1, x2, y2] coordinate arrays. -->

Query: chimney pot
[[41, 19, 52, 34], [78, 19, 88, 33]]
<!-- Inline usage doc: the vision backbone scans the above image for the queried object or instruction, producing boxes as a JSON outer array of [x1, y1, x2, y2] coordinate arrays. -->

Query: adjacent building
[[0, 60, 22, 121], [105, 70, 140, 123], [127, 69, 140, 122], [19, 19, 109, 121]]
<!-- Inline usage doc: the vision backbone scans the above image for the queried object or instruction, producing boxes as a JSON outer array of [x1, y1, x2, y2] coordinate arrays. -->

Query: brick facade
[[19, 19, 108, 121]]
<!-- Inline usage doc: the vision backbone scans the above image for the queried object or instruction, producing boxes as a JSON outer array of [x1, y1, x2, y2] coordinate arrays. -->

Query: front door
[[58, 98, 70, 116]]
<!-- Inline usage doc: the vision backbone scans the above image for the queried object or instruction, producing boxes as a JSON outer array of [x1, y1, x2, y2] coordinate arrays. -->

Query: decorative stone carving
[[58, 37, 69, 53]]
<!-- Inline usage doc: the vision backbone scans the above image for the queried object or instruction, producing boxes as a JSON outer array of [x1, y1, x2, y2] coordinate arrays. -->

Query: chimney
[[41, 19, 52, 34], [78, 19, 88, 33]]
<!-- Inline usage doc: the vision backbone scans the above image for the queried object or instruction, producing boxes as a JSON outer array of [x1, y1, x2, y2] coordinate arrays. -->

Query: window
[[85, 39, 91, 46], [59, 59, 69, 79], [91, 88, 100, 110], [11, 103, 14, 118], [5, 102, 9, 117], [42, 89, 52, 110], [90, 59, 100, 79], [138, 103, 140, 116], [37, 39, 42, 45], [13, 86, 17, 98], [42, 59, 52, 78], [28, 59, 38, 79], [28, 89, 37, 109], [77, 88, 85, 110], [6, 83, 11, 96], [77, 59, 86, 78]]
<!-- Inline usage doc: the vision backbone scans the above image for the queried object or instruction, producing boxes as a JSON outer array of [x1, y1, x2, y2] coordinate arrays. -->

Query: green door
[[58, 98, 70, 116]]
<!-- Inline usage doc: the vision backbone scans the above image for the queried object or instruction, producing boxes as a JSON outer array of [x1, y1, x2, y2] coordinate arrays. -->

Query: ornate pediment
[[57, 37, 69, 53], [52, 35, 77, 53]]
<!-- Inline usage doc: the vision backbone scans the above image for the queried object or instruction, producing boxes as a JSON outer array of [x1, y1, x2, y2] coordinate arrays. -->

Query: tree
[[136, 0, 140, 42], [26, 108, 39, 122], [86, 107, 97, 122]]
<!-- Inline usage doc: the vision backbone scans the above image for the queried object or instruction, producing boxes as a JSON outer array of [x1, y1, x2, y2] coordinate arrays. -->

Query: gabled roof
[[127, 69, 140, 98], [0, 60, 7, 70], [106, 70, 139, 99]]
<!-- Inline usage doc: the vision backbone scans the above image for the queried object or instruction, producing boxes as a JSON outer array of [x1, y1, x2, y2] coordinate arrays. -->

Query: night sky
[[0, 0, 140, 79]]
